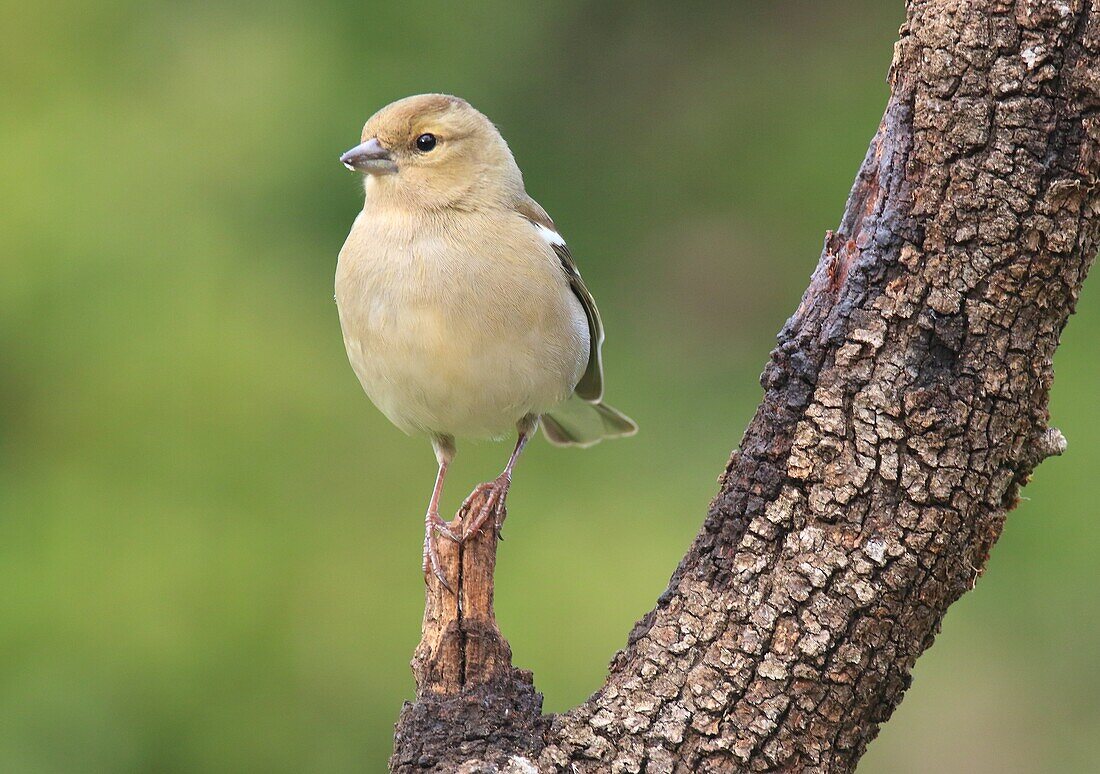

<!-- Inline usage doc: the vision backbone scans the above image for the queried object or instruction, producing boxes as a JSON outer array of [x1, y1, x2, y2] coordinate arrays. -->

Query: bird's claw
[[423, 510, 457, 592], [460, 474, 510, 541], [428, 510, 461, 543], [420, 477, 508, 592]]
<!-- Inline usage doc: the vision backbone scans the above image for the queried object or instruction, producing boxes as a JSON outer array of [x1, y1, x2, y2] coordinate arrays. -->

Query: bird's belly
[[340, 288, 587, 439]]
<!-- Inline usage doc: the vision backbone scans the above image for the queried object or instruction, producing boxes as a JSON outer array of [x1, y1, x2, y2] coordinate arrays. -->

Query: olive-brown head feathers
[[341, 94, 522, 210]]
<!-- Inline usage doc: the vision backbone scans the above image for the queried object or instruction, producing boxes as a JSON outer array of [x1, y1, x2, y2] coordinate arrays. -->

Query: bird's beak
[[340, 138, 397, 175]]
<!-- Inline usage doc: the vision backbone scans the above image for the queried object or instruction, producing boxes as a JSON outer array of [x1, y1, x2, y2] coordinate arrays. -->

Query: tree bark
[[391, 1, 1100, 771]]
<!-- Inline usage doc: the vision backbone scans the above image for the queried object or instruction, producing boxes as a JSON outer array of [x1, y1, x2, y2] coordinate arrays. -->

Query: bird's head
[[340, 94, 522, 210]]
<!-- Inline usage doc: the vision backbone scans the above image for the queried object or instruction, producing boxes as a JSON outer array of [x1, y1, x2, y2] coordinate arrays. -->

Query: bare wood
[[391, 1, 1100, 771], [393, 493, 547, 771], [414, 496, 516, 693]]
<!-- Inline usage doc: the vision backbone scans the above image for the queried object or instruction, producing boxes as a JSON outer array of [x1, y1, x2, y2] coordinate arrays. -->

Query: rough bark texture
[[391, 1, 1100, 771]]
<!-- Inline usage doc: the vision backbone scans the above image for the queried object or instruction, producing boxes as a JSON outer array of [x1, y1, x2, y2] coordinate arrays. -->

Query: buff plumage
[[336, 94, 635, 589]]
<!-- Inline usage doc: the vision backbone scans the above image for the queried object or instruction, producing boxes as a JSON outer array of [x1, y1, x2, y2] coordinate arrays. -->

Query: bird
[[335, 94, 636, 590]]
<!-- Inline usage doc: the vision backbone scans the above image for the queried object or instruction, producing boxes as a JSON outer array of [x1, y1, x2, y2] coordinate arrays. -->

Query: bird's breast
[[335, 209, 589, 438]]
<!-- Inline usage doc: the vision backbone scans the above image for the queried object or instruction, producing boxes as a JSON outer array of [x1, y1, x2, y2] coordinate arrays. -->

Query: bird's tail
[[541, 396, 637, 448]]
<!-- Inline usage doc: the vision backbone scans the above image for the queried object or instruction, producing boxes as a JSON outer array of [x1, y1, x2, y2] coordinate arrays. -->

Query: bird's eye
[[415, 133, 437, 152]]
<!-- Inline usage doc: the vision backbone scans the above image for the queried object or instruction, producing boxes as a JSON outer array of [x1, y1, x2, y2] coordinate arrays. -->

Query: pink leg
[[423, 436, 458, 591], [461, 418, 535, 541]]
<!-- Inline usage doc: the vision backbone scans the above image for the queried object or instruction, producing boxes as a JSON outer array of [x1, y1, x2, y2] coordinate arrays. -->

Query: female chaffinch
[[336, 94, 635, 589]]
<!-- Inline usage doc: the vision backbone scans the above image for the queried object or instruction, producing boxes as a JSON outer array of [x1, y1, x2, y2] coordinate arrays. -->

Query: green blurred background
[[2, 1, 1097, 772]]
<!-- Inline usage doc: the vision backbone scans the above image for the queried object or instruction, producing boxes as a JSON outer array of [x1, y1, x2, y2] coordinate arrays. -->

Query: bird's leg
[[423, 436, 458, 590], [461, 416, 536, 541]]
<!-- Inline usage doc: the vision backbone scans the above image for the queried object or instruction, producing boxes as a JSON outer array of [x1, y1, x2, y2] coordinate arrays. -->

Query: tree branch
[[393, 495, 548, 771], [391, 1, 1100, 770]]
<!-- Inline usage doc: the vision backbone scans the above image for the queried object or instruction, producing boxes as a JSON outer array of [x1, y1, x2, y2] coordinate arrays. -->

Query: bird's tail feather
[[542, 396, 637, 447]]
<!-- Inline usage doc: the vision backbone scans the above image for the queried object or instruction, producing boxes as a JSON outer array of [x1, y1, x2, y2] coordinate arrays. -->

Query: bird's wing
[[514, 196, 604, 402]]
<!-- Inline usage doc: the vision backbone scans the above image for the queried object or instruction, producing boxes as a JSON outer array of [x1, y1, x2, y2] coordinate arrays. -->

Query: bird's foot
[[428, 510, 461, 543], [423, 510, 460, 592], [460, 474, 510, 541]]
